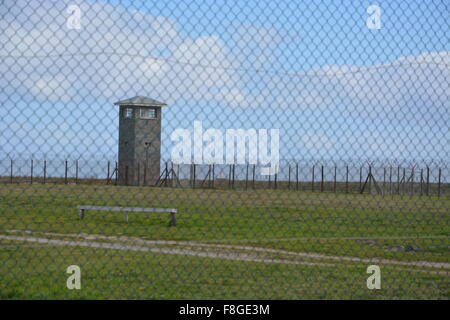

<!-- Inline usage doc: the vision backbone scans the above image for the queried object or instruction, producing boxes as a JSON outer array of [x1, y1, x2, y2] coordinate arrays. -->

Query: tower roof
[[114, 96, 167, 107]]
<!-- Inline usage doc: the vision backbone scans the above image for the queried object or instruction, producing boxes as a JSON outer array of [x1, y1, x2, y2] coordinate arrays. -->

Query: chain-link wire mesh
[[0, 0, 449, 299]]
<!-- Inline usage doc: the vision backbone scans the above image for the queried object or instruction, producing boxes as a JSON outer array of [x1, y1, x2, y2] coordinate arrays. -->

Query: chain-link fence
[[0, 0, 449, 299]]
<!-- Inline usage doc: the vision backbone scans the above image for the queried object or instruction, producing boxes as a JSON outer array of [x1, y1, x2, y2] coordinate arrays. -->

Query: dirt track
[[1, 231, 449, 273]]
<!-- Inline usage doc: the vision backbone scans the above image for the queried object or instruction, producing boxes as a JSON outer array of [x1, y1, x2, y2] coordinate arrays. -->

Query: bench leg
[[124, 212, 128, 223], [79, 209, 85, 220], [170, 212, 176, 227]]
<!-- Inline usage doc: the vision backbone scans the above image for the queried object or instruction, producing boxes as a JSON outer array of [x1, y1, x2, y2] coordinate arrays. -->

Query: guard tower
[[114, 96, 167, 186]]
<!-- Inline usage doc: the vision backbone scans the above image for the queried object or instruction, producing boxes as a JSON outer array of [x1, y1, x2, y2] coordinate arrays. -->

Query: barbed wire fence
[[1, 159, 448, 197], [0, 0, 449, 299]]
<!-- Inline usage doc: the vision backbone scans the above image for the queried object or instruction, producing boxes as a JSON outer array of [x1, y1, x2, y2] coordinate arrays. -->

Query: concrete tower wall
[[117, 103, 163, 186]]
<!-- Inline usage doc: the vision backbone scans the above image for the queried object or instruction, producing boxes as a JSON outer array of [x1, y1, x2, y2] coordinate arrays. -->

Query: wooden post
[[64, 160, 68, 184], [30, 159, 34, 185]]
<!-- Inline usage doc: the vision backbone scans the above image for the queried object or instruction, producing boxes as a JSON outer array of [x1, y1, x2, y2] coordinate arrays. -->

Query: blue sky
[[0, 0, 449, 167]]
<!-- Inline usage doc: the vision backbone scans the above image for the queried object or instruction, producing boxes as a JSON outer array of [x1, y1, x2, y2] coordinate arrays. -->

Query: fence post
[[64, 160, 68, 185], [212, 164, 215, 188], [312, 165, 315, 192], [288, 165, 291, 190], [402, 168, 406, 195], [75, 160, 79, 185], [438, 168, 441, 197], [389, 166, 392, 195], [420, 168, 423, 196], [410, 167, 414, 196], [43, 160, 47, 184], [296, 163, 299, 191], [193, 163, 196, 189], [207, 164, 211, 188], [115, 162, 118, 186], [333, 166, 337, 193], [345, 165, 349, 193], [107, 161, 110, 183], [426, 167, 430, 196], [10, 159, 13, 184], [164, 162, 168, 187], [252, 164, 256, 189], [274, 166, 277, 190], [30, 159, 34, 185], [359, 166, 362, 191], [383, 167, 386, 196], [232, 164, 235, 189], [397, 166, 400, 195], [320, 165, 324, 192], [245, 164, 249, 190]]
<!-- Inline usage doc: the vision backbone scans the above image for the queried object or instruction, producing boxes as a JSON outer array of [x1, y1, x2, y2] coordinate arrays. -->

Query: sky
[[0, 0, 449, 170]]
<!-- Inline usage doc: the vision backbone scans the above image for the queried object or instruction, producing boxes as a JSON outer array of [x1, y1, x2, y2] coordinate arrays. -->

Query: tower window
[[123, 108, 133, 119], [140, 108, 156, 119]]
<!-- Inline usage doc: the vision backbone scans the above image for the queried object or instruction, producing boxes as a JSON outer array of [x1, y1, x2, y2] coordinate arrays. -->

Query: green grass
[[0, 183, 449, 299], [1, 241, 448, 299]]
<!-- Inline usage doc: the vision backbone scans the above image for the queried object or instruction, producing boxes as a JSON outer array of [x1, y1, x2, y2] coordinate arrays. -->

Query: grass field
[[0, 183, 449, 299]]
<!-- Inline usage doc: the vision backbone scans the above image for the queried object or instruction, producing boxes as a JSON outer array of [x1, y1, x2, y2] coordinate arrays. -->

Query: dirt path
[[0, 234, 333, 267], [1, 231, 449, 271]]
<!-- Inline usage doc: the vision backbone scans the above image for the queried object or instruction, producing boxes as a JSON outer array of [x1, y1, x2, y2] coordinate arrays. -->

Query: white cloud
[[2, 0, 447, 121], [28, 75, 73, 102]]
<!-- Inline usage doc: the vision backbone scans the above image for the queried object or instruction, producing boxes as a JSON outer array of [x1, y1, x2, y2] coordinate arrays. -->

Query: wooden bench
[[77, 205, 177, 226]]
